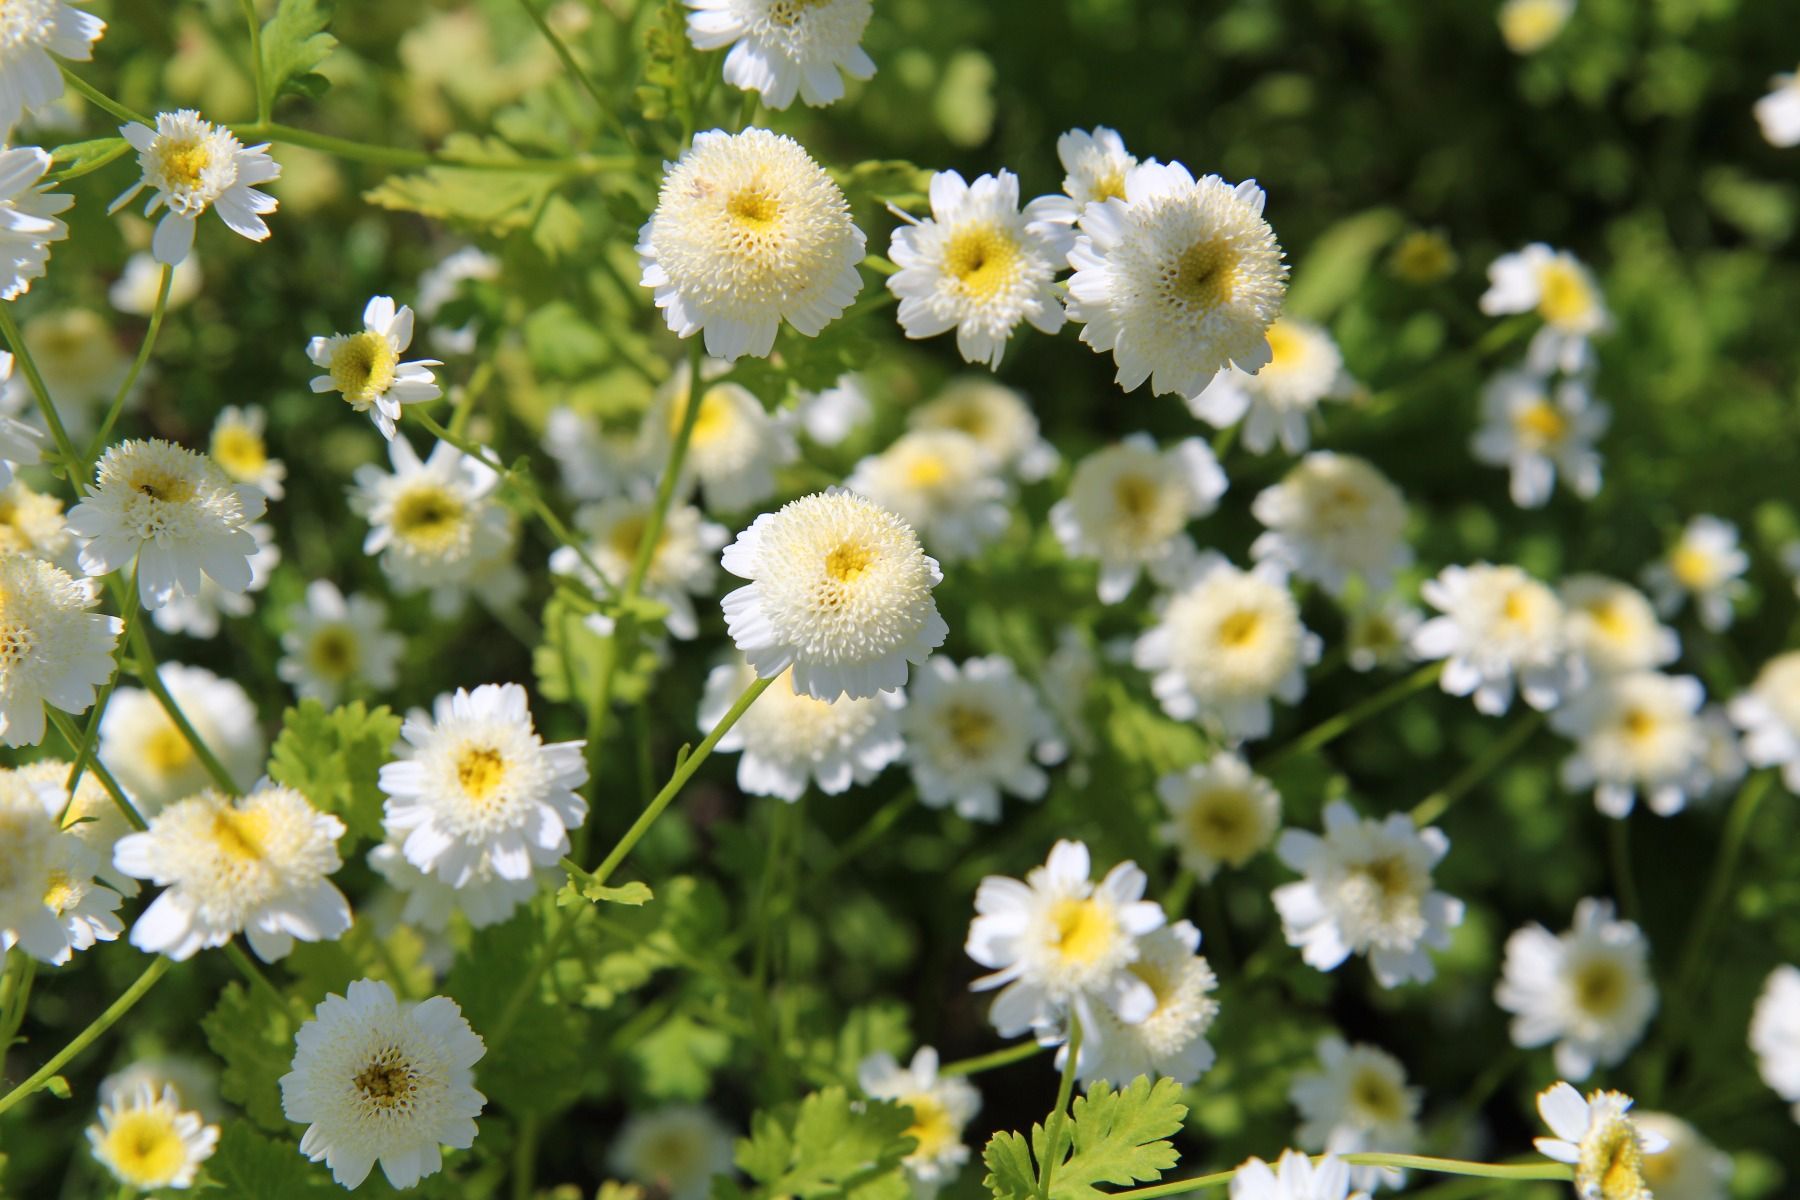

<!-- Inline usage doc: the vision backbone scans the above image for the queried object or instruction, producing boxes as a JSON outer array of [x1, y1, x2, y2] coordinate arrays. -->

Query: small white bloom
[[1073, 919, 1219, 1089], [86, 1082, 217, 1192], [109, 251, 202, 315], [699, 656, 903, 802], [908, 376, 1057, 481], [551, 496, 729, 640], [1187, 317, 1353, 455], [1345, 598, 1421, 674], [99, 663, 264, 812], [0, 555, 121, 747], [609, 1105, 737, 1200], [149, 520, 278, 640], [1749, 964, 1800, 1122], [1695, 703, 1747, 802], [1480, 244, 1610, 374], [110, 110, 280, 266], [1642, 515, 1748, 633], [901, 655, 1061, 823], [1056, 126, 1139, 211], [1040, 626, 1100, 762], [1499, 0, 1575, 55], [15, 758, 137, 895], [0, 308, 129, 439], [0, 476, 71, 562], [1471, 370, 1609, 507], [0, 146, 71, 301], [278, 580, 404, 705], [351, 436, 516, 608], [368, 838, 550, 932], [1155, 753, 1281, 883], [1496, 898, 1658, 1081], [1051, 434, 1226, 604], [638, 127, 864, 361], [0, 769, 120, 963], [858, 1046, 982, 1192], [280, 979, 486, 1190], [1729, 650, 1800, 795], [1755, 65, 1800, 148], [1412, 562, 1576, 716], [308, 296, 442, 440], [0, 0, 104, 136], [846, 429, 1011, 562], [1534, 1082, 1670, 1199], [98, 1058, 221, 1121], [416, 246, 500, 356], [1251, 452, 1410, 596], [643, 360, 797, 512], [685, 0, 874, 110], [0, 361, 45, 497], [1634, 1113, 1732, 1200], [1229, 1149, 1363, 1200], [207, 404, 285, 501], [1553, 671, 1709, 817], [1290, 1035, 1420, 1193], [542, 407, 648, 502], [789, 372, 872, 447], [1560, 574, 1678, 677], [1274, 800, 1465, 988]]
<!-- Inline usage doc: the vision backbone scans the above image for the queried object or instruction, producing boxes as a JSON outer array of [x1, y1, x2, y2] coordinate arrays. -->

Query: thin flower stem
[[57, 65, 152, 126], [0, 953, 38, 1051], [62, 575, 140, 803], [129, 622, 239, 793], [47, 708, 146, 830], [1675, 770, 1772, 995], [625, 338, 706, 600], [0, 956, 172, 1118], [86, 265, 174, 462], [238, 0, 271, 125], [1409, 710, 1544, 828], [512, 1113, 540, 1200], [224, 941, 290, 1016], [937, 1040, 1048, 1078], [0, 303, 84, 493], [1607, 815, 1641, 923], [1261, 662, 1441, 771], [514, 0, 634, 147], [232, 121, 633, 174], [1036, 1016, 1083, 1200]]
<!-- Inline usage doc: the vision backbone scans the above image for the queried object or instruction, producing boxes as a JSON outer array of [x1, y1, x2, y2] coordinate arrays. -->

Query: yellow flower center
[[1185, 788, 1262, 861], [675, 386, 735, 448], [145, 725, 195, 775], [904, 453, 950, 489], [353, 1046, 421, 1110], [1619, 707, 1660, 744], [1579, 1116, 1650, 1200], [209, 807, 270, 862], [727, 187, 781, 230], [944, 222, 1021, 302], [42, 869, 77, 915], [1048, 897, 1113, 966], [1216, 609, 1264, 649], [129, 468, 196, 505], [768, 0, 834, 25], [0, 616, 35, 669], [1573, 959, 1628, 1016], [211, 425, 269, 480], [1501, 0, 1571, 54], [329, 331, 400, 402], [824, 541, 874, 583], [1670, 545, 1718, 590], [902, 1092, 958, 1160], [1350, 1066, 1406, 1122], [456, 745, 507, 803], [1092, 170, 1128, 202], [1500, 583, 1554, 632], [1513, 399, 1568, 445], [1536, 259, 1595, 328], [1172, 237, 1240, 309], [98, 1110, 189, 1187], [306, 626, 360, 679], [159, 140, 212, 190], [1355, 854, 1416, 904], [942, 703, 999, 759], [391, 486, 466, 553], [1263, 319, 1303, 368], [606, 513, 669, 567]]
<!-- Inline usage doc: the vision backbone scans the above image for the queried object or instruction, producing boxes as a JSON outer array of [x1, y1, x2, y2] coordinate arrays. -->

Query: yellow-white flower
[[278, 579, 404, 705], [551, 496, 728, 640], [685, 0, 874, 110], [901, 654, 1061, 823], [1187, 317, 1352, 455], [699, 656, 903, 802], [1155, 752, 1280, 883], [543, 406, 649, 501], [1074, 919, 1219, 1089], [638, 127, 863, 361], [1755, 65, 1800, 148], [0, 0, 104, 135], [415, 245, 500, 356], [846, 429, 1011, 563], [1251, 451, 1410, 596], [1229, 1149, 1360, 1200], [721, 489, 948, 701], [888, 170, 1074, 370], [86, 1082, 217, 1191], [1412, 562, 1575, 716], [0, 476, 67, 562], [908, 376, 1058, 481], [1499, 0, 1575, 54], [1056, 126, 1139, 211], [1633, 1113, 1732, 1200], [1345, 598, 1421, 674], [109, 250, 201, 315], [207, 404, 285, 501], [111, 110, 280, 265], [99, 663, 264, 812], [858, 1047, 981, 1192], [1534, 1082, 1669, 1200], [1560, 574, 1679, 677], [789, 372, 872, 447], [0, 555, 121, 746], [15, 757, 137, 895], [0, 145, 71, 301], [351, 436, 516, 608], [307, 296, 443, 440], [1497, 898, 1658, 1081], [1472, 370, 1609, 508], [0, 769, 120, 963], [1552, 671, 1709, 817], [280, 979, 486, 1190], [1750, 964, 1800, 1122], [1730, 650, 1800, 795], [113, 783, 352, 962], [609, 1105, 737, 1200], [1289, 1035, 1420, 1193], [642, 359, 798, 512], [368, 836, 553, 933], [149, 519, 278, 640], [1642, 515, 1748, 633], [1480, 244, 1610, 374], [0, 309, 128, 439]]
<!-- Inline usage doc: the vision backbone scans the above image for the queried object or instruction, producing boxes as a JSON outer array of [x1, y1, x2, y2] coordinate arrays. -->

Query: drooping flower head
[[307, 296, 443, 440], [110, 110, 279, 265], [1497, 898, 1658, 1082], [1187, 317, 1353, 455], [0, 555, 121, 746], [685, 0, 875, 110], [0, 145, 73, 301], [86, 1082, 218, 1192]]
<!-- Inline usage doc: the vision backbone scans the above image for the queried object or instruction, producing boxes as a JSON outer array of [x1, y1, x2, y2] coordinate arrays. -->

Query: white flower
[[543, 407, 647, 502], [1132, 554, 1320, 741], [845, 429, 1011, 562], [685, 0, 873, 110], [416, 245, 500, 356], [65, 437, 268, 611], [98, 1058, 222, 1122], [99, 663, 264, 812], [1499, 0, 1575, 55], [908, 376, 1057, 481], [1480, 244, 1610, 374], [1695, 703, 1747, 802], [1155, 753, 1280, 882], [1273, 801, 1464, 988], [278, 580, 404, 705], [0, 0, 104, 136], [1552, 671, 1709, 817], [643, 359, 797, 512], [1051, 434, 1226, 604], [0, 145, 71, 301], [1412, 562, 1576, 716], [1290, 1036, 1420, 1193], [1040, 626, 1100, 762], [1497, 898, 1658, 1081], [1471, 370, 1608, 508], [789, 373, 872, 447], [1534, 1082, 1670, 1200], [1187, 317, 1353, 455], [1634, 1113, 1732, 1200], [1067, 162, 1287, 400], [1073, 919, 1219, 1089], [0, 363, 45, 495], [1251, 452, 1410, 596], [609, 1105, 737, 1200], [351, 435, 515, 606], [1730, 650, 1800, 794], [380, 683, 587, 888], [0, 477, 71, 562], [1755, 66, 1800, 148], [206, 404, 285, 501], [550, 496, 729, 640], [858, 1047, 981, 1192], [887, 170, 1073, 370], [113, 783, 351, 962], [1056, 126, 1139, 210], [109, 251, 202, 315], [15, 757, 137, 895], [1642, 515, 1748, 633], [0, 555, 121, 747], [1749, 964, 1800, 1122], [699, 656, 903, 802], [638, 127, 864, 361], [280, 979, 486, 1190], [721, 488, 948, 701], [0, 308, 128, 439], [0, 769, 121, 963], [1229, 1150, 1363, 1200], [86, 1082, 217, 1192], [1560, 574, 1678, 677], [307, 296, 442, 440], [368, 837, 551, 932], [149, 520, 278, 640], [110, 110, 280, 266], [901, 655, 1061, 823], [965, 839, 1166, 1038], [1345, 598, 1421, 674]]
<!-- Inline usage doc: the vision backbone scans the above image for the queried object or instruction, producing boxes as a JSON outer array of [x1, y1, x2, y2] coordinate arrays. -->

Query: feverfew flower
[[109, 251, 201, 315], [1496, 898, 1658, 1081], [1480, 244, 1610, 375], [1755, 65, 1800, 148], [1051, 435, 1226, 604], [699, 656, 903, 802], [1642, 515, 1748, 633], [609, 1106, 736, 1200], [278, 580, 404, 705], [1499, 0, 1575, 55], [207, 404, 285, 501], [0, 356, 43, 488], [845, 429, 1011, 562], [307, 296, 442, 440], [638, 128, 863, 361], [1345, 599, 1421, 674], [1471, 370, 1608, 508], [1274, 801, 1464, 988], [1251, 452, 1410, 596], [0, 1, 104, 136], [1290, 1036, 1420, 1193], [380, 683, 587, 889], [0, 309, 127, 438], [1730, 650, 1800, 794], [368, 838, 553, 933], [1412, 562, 1575, 716], [1075, 920, 1219, 1089], [550, 497, 728, 640], [148, 520, 278, 640], [721, 489, 948, 701], [111, 110, 279, 266], [643, 362, 797, 512], [543, 407, 646, 502], [0, 555, 121, 747], [1634, 1113, 1732, 1200], [1187, 317, 1353, 455], [901, 655, 1061, 823], [113, 783, 352, 962], [0, 770, 120, 963], [1560, 574, 1679, 677], [280, 979, 486, 1190], [1155, 753, 1281, 883], [1068, 162, 1287, 400], [1534, 1082, 1669, 1200], [888, 170, 1073, 370], [858, 1047, 981, 1193], [1229, 1150, 1361, 1200], [16, 758, 136, 895], [86, 1082, 217, 1192], [0, 146, 71, 301], [99, 664, 264, 811], [1552, 671, 1708, 817], [0, 477, 70, 562], [965, 839, 1165, 1037], [789, 373, 872, 447], [685, 0, 874, 110], [416, 245, 499, 356], [1749, 964, 1800, 1121], [1132, 555, 1320, 742], [1056, 126, 1138, 210], [908, 377, 1057, 481], [66, 438, 268, 611], [351, 436, 515, 608]]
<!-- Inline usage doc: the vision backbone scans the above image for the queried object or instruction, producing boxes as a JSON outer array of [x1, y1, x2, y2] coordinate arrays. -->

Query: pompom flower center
[[98, 1111, 188, 1186], [145, 725, 195, 773], [353, 1045, 422, 1113], [1579, 1114, 1650, 1200], [330, 331, 400, 402], [209, 807, 270, 862], [391, 486, 466, 552], [128, 467, 196, 505], [727, 187, 781, 230], [1048, 897, 1114, 966], [1170, 237, 1240, 310], [824, 540, 875, 583], [455, 745, 509, 804], [156, 140, 212, 192], [945, 223, 1021, 301], [1536, 259, 1595, 327], [212, 425, 269, 478], [902, 1092, 957, 1158]]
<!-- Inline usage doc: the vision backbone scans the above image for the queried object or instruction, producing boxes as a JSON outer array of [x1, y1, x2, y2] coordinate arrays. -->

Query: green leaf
[[630, 1013, 732, 1100], [363, 138, 559, 234], [49, 137, 126, 173], [982, 1130, 1038, 1200], [266, 699, 403, 854], [1282, 207, 1405, 322], [260, 0, 338, 108], [732, 1086, 916, 1200], [202, 983, 297, 1132], [560, 872, 655, 907], [982, 1078, 1187, 1200], [207, 1125, 335, 1197], [443, 912, 588, 1115]]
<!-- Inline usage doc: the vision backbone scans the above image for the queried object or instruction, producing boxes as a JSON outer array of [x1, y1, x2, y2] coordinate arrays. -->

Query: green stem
[[626, 339, 706, 600], [0, 302, 83, 492], [937, 1040, 1049, 1078], [86, 266, 173, 462], [57, 65, 151, 126], [0, 957, 172, 1118], [0, 953, 37, 1051], [48, 139, 132, 184], [224, 941, 289, 1016], [1409, 710, 1544, 827], [239, 0, 270, 124], [511, 1114, 540, 1200], [47, 709, 146, 830], [1036, 1017, 1083, 1200], [1607, 816, 1641, 924], [1675, 771, 1772, 994], [1261, 662, 1441, 771], [64, 580, 140, 803], [514, 0, 631, 146], [130, 623, 239, 793], [233, 122, 630, 174]]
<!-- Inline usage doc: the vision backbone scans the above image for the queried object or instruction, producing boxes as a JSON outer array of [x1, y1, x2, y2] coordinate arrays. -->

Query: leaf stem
[[1036, 1016, 1082, 1200], [625, 338, 706, 600], [0, 957, 172, 1118], [57, 64, 151, 126], [47, 709, 145, 831], [86, 265, 173, 462], [239, 0, 270, 125], [938, 1040, 1048, 1078], [1260, 662, 1440, 771], [130, 622, 240, 793], [1106, 1154, 1569, 1199], [1409, 710, 1544, 827], [0, 301, 84, 493]]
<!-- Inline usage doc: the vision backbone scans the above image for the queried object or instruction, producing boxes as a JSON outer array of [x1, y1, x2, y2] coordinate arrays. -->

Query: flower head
[[1500, 0, 1575, 54], [1074, 919, 1219, 1088], [1472, 371, 1609, 508], [1749, 964, 1800, 1122], [685, 0, 874, 110], [1290, 1036, 1420, 1193], [1497, 899, 1658, 1081], [1056, 126, 1140, 210], [1535, 1082, 1670, 1200], [790, 372, 873, 447], [148, 519, 278, 640], [551, 496, 728, 640], [278, 580, 404, 705], [110, 251, 202, 315], [609, 1105, 737, 1200], [0, 476, 67, 561], [15, 757, 137, 895], [1251, 452, 1410, 596], [1642, 515, 1748, 633], [110, 110, 279, 265], [368, 837, 553, 933], [846, 429, 1012, 563], [1730, 650, 1800, 795], [908, 377, 1057, 481], [700, 657, 903, 802], [0, 769, 121, 963], [643, 360, 797, 512], [1229, 1150, 1361, 1200], [1756, 67, 1800, 148], [307, 296, 443, 440], [0, 555, 121, 746], [1155, 753, 1281, 883], [351, 436, 516, 606], [1633, 1113, 1732, 1200], [858, 1047, 982, 1190], [1412, 562, 1576, 716], [1552, 671, 1709, 817], [1560, 575, 1678, 677], [1051, 434, 1226, 604], [1187, 317, 1352, 455], [0, 145, 72, 301], [1481, 244, 1610, 375], [87, 1082, 217, 1191], [99, 663, 264, 811], [208, 404, 285, 501], [1345, 598, 1421, 674], [901, 655, 1061, 823], [0, 0, 105, 135]]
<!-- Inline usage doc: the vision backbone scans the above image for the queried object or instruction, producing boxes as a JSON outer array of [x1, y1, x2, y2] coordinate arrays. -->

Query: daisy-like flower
[[1133, 554, 1320, 742], [1155, 753, 1281, 883], [1412, 562, 1576, 716], [0, 477, 71, 562], [110, 110, 279, 266], [1642, 515, 1748, 633], [1552, 671, 1709, 817], [416, 245, 500, 356], [685, 0, 873, 110], [1634, 1113, 1732, 1200], [1499, 0, 1575, 54], [149, 520, 278, 640], [789, 373, 872, 447], [638, 128, 863, 360], [1496, 898, 1658, 1081], [1730, 650, 1800, 794], [86, 1082, 218, 1192], [1041, 625, 1100, 765], [380, 683, 587, 889], [699, 656, 903, 802], [65, 438, 267, 611], [99, 1059, 221, 1123], [543, 407, 648, 502], [1068, 161, 1287, 400], [0, 1, 104, 136], [368, 837, 552, 932], [908, 377, 1057, 481], [1696, 704, 1747, 801], [113, 783, 351, 962], [609, 1105, 737, 1200], [1480, 244, 1611, 375], [901, 655, 1062, 823], [0, 310, 128, 441], [109, 251, 202, 316], [1560, 574, 1678, 677], [845, 429, 1012, 562], [1187, 317, 1353, 455], [280, 979, 486, 1190], [642, 360, 797, 512], [1290, 1036, 1420, 1194], [1755, 65, 1800, 148], [0, 365, 45, 495], [351, 436, 515, 606], [1074, 919, 1219, 1089], [99, 663, 263, 812], [1051, 434, 1226, 604], [0, 146, 72, 301], [0, 770, 121, 963], [887, 170, 1074, 370], [965, 839, 1166, 1037], [721, 488, 948, 701], [1056, 126, 1139, 211], [1471, 370, 1609, 508], [307, 296, 443, 440], [1273, 801, 1464, 988], [16, 758, 137, 895], [278, 580, 404, 705], [550, 497, 728, 640], [1749, 964, 1800, 1122], [858, 1047, 982, 1195], [1251, 452, 1411, 596], [1534, 1082, 1670, 1200], [1229, 1150, 1362, 1200], [207, 404, 285, 501], [1345, 598, 1422, 674], [0, 555, 121, 747]]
